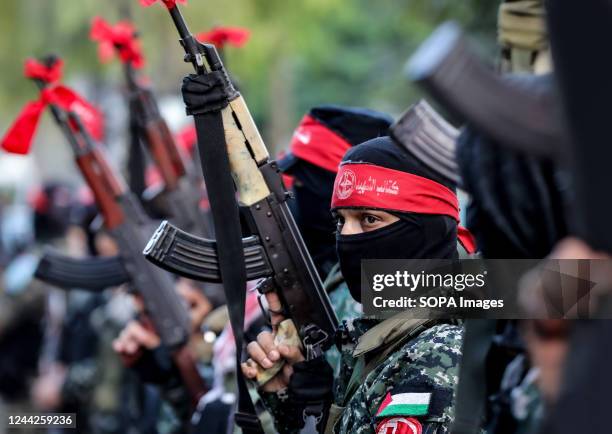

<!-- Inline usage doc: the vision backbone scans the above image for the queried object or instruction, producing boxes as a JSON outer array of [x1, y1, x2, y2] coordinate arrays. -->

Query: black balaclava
[[287, 162, 339, 277], [281, 105, 393, 278], [333, 136, 458, 301]]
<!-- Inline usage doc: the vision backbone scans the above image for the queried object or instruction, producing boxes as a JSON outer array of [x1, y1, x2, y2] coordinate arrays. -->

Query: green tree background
[[0, 0, 498, 184]]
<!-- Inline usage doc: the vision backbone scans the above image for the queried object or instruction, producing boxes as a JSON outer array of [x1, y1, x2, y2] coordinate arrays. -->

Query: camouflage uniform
[[324, 263, 362, 373], [329, 317, 462, 434], [262, 311, 462, 434]]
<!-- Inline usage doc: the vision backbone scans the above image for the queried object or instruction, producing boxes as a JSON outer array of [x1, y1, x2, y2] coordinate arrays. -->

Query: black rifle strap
[[192, 111, 264, 434], [128, 98, 147, 199], [451, 319, 496, 434]]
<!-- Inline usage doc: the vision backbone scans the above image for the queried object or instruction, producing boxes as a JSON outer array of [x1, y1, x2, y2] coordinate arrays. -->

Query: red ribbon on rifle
[[1, 59, 104, 155], [90, 17, 145, 68], [139, 0, 187, 9], [196, 27, 251, 49]]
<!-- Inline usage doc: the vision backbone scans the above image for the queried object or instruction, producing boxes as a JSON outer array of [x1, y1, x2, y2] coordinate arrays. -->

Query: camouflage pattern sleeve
[[333, 324, 463, 434], [326, 281, 362, 374]]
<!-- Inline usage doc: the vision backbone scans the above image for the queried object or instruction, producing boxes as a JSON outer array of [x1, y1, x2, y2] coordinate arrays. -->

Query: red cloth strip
[[24, 58, 63, 84], [457, 226, 477, 254], [90, 17, 145, 68], [2, 59, 104, 154], [290, 115, 352, 173], [139, 0, 187, 9], [197, 27, 251, 49]]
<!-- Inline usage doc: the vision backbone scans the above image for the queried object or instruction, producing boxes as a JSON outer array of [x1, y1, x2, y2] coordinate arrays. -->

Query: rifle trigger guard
[[255, 277, 275, 294], [256, 293, 272, 326], [302, 324, 329, 360]]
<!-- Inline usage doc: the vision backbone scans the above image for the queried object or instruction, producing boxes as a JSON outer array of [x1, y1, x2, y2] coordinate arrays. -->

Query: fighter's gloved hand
[[181, 71, 231, 115], [288, 357, 334, 406]]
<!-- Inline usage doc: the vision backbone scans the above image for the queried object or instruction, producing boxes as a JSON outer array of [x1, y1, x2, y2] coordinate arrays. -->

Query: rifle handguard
[[254, 319, 302, 387], [35, 248, 130, 290], [143, 220, 273, 282]]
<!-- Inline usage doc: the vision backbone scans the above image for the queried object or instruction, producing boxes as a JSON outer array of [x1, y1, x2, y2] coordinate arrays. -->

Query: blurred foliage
[[0, 0, 499, 152]]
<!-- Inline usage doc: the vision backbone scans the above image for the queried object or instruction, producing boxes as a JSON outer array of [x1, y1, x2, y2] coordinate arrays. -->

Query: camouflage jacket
[[262, 312, 463, 434], [323, 264, 362, 373]]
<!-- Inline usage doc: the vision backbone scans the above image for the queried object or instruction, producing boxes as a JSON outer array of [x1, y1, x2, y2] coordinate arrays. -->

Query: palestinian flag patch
[[376, 391, 431, 418]]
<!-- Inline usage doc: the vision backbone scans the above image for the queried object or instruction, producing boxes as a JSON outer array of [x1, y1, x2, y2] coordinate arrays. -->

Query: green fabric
[[378, 403, 429, 417]]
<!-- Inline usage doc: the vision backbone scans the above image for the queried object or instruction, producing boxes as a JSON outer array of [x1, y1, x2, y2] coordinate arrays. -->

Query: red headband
[[290, 115, 352, 173], [332, 163, 459, 218], [332, 162, 477, 253], [90, 17, 145, 68]]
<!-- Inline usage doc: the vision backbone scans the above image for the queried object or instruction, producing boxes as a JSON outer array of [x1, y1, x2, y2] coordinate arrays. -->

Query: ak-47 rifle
[[27, 56, 206, 406], [123, 62, 209, 236], [407, 22, 568, 161], [140, 1, 338, 430], [36, 19, 214, 291], [390, 99, 461, 186]]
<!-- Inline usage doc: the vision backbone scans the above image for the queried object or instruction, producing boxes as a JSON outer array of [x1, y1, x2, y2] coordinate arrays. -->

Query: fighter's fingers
[[265, 292, 285, 329], [257, 331, 280, 362], [112, 338, 125, 353], [126, 321, 161, 349], [278, 344, 305, 364], [241, 361, 257, 379], [246, 341, 274, 369]]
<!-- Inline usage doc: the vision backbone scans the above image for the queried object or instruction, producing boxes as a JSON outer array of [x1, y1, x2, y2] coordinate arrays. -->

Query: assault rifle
[[141, 4, 338, 428], [143, 0, 338, 364], [30, 57, 206, 405], [36, 31, 212, 291], [390, 99, 461, 186], [407, 22, 568, 161], [123, 62, 210, 236]]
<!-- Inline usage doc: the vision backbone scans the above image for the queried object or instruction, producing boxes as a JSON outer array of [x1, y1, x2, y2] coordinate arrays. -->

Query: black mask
[[337, 214, 457, 302], [334, 137, 460, 302], [336, 214, 457, 303], [287, 164, 339, 277]]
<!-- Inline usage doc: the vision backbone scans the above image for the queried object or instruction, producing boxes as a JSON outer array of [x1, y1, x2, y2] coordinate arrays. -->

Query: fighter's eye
[[335, 215, 345, 230], [362, 214, 381, 225]]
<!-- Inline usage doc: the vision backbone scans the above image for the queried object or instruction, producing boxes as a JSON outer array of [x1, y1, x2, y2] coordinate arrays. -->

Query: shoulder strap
[[193, 109, 263, 433], [451, 319, 497, 434]]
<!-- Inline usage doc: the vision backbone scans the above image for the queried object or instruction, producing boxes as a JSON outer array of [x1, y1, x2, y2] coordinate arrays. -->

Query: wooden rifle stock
[[125, 63, 188, 190], [36, 76, 207, 406], [143, 117, 186, 190], [75, 148, 125, 230]]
